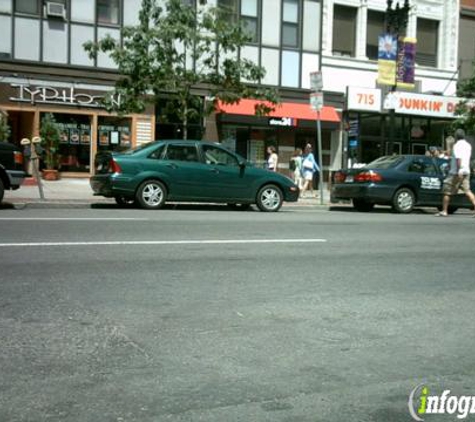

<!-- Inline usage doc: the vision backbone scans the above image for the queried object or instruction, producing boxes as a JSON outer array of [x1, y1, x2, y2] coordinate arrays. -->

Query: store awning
[[217, 99, 340, 123]]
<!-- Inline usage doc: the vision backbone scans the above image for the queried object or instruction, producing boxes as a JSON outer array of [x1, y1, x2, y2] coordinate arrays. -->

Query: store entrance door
[[9, 111, 35, 173]]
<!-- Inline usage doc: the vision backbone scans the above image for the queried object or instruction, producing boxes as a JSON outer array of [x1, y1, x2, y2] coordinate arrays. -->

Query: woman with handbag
[[300, 143, 320, 198]]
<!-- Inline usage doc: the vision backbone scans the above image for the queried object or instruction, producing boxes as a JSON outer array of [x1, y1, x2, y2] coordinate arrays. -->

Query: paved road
[[1, 206, 474, 422]]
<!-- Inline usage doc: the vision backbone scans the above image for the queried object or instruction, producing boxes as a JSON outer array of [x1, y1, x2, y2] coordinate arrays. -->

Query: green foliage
[[40, 113, 61, 170], [453, 60, 475, 135], [83, 0, 279, 139], [0, 111, 11, 142]]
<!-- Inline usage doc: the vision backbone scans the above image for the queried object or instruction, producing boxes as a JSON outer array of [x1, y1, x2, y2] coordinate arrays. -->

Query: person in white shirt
[[266, 146, 278, 172], [436, 129, 475, 217]]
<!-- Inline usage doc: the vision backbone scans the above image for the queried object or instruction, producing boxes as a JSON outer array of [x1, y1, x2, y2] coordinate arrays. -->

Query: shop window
[[416, 18, 438, 67], [366, 10, 385, 60], [97, 0, 120, 25], [97, 117, 132, 152], [333, 5, 356, 57], [282, 0, 299, 48], [15, 0, 40, 15]]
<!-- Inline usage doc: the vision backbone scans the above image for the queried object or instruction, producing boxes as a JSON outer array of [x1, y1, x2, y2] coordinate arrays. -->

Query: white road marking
[[0, 218, 148, 221], [0, 239, 327, 247]]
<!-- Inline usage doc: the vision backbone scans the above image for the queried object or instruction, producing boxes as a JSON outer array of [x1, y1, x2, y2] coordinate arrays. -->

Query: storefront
[[0, 81, 155, 176], [216, 99, 341, 181], [345, 86, 463, 165]]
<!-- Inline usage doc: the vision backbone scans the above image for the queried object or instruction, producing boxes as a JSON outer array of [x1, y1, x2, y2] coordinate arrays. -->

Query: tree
[[0, 110, 11, 142], [84, 0, 279, 140], [40, 113, 61, 170], [454, 62, 475, 135]]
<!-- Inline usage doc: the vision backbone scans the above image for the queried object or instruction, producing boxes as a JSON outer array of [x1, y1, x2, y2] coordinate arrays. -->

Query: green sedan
[[90, 140, 299, 212]]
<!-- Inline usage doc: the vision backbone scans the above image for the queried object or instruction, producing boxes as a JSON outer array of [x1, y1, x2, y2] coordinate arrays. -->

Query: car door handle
[[166, 163, 178, 169], [209, 168, 219, 173]]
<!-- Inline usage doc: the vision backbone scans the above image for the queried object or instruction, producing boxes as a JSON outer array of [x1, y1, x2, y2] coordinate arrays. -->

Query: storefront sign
[[268, 117, 296, 127], [347, 87, 381, 112], [9, 84, 121, 108], [392, 92, 461, 118]]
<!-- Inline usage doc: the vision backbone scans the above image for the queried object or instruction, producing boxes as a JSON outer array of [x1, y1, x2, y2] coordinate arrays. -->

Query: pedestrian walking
[[267, 146, 278, 172], [435, 129, 475, 217], [300, 143, 320, 198], [289, 148, 303, 189]]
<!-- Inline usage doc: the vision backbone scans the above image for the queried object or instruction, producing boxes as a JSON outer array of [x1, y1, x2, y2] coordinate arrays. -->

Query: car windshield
[[364, 155, 404, 169]]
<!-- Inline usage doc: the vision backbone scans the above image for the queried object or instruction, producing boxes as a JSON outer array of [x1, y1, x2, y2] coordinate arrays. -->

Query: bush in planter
[[40, 113, 61, 171]]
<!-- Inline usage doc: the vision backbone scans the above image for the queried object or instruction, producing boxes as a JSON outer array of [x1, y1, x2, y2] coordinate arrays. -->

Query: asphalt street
[[1, 205, 474, 422]]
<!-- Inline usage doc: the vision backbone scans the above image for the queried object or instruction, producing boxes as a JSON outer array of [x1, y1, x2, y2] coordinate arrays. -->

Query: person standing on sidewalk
[[266, 146, 278, 172], [300, 144, 320, 198], [435, 129, 475, 217], [289, 148, 303, 189]]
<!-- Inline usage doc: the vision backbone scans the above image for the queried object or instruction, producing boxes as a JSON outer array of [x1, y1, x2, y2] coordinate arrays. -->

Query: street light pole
[[384, 0, 410, 155]]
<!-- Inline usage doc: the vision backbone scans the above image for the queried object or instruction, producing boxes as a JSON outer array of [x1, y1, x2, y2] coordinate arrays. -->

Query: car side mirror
[[238, 160, 246, 168]]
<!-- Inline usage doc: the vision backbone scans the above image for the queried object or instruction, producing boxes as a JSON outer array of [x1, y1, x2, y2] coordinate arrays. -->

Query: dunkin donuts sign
[[392, 92, 461, 118]]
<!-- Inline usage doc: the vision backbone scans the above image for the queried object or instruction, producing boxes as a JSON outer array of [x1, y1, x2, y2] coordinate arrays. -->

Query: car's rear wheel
[[0, 179, 4, 204], [115, 196, 135, 206], [392, 187, 415, 213], [256, 184, 283, 212], [227, 203, 251, 211], [353, 199, 374, 212], [136, 180, 167, 210]]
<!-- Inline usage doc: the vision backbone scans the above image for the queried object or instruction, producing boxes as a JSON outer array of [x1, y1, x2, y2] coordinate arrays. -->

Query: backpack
[[289, 158, 296, 171]]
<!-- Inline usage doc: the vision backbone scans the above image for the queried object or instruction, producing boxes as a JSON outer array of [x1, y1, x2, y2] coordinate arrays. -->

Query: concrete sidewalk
[[3, 177, 333, 209]]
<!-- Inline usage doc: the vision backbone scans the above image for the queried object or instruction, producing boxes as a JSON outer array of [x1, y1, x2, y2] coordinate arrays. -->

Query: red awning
[[217, 99, 340, 123]]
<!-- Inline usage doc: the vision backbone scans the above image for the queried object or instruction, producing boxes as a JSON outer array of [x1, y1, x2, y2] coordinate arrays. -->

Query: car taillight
[[334, 171, 346, 183], [110, 159, 122, 174], [354, 170, 383, 183], [13, 151, 23, 165]]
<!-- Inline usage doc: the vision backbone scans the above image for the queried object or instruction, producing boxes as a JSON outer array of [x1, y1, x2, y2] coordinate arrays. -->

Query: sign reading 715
[[347, 87, 382, 112]]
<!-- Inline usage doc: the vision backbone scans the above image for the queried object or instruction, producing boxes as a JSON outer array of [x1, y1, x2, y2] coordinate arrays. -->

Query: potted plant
[[40, 113, 61, 180]]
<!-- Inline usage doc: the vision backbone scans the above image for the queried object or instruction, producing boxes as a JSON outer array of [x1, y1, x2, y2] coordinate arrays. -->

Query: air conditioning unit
[[45, 2, 66, 19]]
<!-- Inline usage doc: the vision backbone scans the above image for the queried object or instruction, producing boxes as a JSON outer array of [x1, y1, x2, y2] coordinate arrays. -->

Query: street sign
[[310, 92, 324, 111], [310, 71, 323, 92]]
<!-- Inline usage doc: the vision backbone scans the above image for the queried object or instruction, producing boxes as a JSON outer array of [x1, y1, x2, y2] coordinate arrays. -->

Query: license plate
[[345, 175, 354, 183]]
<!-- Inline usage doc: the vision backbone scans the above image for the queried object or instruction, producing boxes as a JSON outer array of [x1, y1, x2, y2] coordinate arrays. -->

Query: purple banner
[[397, 38, 416, 89]]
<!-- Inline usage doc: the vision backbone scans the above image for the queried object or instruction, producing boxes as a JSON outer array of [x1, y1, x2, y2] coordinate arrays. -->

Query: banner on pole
[[396, 37, 416, 89], [377, 34, 397, 86]]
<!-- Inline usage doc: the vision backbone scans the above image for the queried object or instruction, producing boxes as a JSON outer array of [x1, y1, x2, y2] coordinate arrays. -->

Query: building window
[[15, 0, 40, 15], [416, 18, 438, 67], [282, 0, 299, 48], [366, 10, 385, 60], [241, 0, 258, 43], [333, 5, 357, 57], [97, 0, 120, 25], [217, 0, 238, 24]]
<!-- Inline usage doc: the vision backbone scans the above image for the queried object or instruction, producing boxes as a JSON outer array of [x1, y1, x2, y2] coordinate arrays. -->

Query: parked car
[[0, 141, 26, 204], [331, 154, 474, 213], [91, 140, 299, 211]]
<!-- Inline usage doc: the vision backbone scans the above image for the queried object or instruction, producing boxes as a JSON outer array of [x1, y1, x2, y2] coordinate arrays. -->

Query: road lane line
[[0, 239, 327, 247], [0, 218, 148, 221]]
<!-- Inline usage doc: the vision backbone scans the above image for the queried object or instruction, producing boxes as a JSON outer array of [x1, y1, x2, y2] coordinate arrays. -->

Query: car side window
[[148, 145, 165, 160], [408, 158, 437, 175], [164, 144, 199, 162], [202, 145, 239, 167]]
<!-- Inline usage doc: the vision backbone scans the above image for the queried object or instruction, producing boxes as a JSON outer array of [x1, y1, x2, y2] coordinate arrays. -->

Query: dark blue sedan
[[331, 155, 474, 213]]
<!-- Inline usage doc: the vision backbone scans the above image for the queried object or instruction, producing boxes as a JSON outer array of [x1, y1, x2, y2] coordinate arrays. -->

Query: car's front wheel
[[392, 187, 415, 213], [353, 199, 374, 212], [256, 184, 283, 212], [136, 180, 167, 210]]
